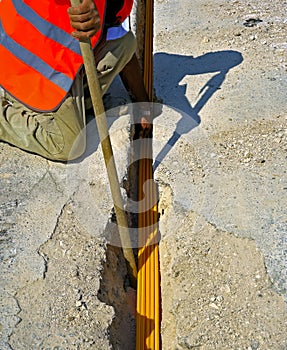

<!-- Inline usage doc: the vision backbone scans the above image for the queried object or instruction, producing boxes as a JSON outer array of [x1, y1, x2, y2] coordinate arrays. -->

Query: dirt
[[1, 0, 287, 349], [153, 0, 287, 348], [160, 212, 287, 350], [155, 113, 287, 349]]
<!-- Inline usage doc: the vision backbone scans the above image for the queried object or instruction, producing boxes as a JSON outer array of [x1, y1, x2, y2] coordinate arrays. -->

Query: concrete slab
[[1, 0, 287, 349]]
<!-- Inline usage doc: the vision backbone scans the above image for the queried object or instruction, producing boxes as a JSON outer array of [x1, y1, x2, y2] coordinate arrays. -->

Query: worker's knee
[[44, 95, 86, 161], [64, 129, 86, 161], [1, 92, 87, 162], [47, 128, 86, 162]]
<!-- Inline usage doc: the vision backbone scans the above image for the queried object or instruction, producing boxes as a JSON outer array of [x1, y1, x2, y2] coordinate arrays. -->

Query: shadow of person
[[153, 50, 243, 170]]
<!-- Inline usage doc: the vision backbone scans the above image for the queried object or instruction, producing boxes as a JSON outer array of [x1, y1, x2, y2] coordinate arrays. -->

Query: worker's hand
[[68, 0, 100, 40]]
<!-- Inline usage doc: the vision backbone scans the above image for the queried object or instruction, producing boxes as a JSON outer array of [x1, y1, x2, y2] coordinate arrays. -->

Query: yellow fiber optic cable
[[136, 0, 160, 348], [136, 145, 160, 349]]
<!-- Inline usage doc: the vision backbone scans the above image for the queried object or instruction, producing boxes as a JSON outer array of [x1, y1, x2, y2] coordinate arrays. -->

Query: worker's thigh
[[96, 30, 137, 94], [0, 32, 135, 161], [0, 92, 85, 161]]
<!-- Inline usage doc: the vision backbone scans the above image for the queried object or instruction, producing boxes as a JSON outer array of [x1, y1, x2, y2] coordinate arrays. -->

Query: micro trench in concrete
[[1, 108, 287, 350], [1, 0, 287, 348]]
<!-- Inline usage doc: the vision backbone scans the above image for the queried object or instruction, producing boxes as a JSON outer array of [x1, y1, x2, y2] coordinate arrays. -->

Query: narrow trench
[[97, 124, 141, 350], [97, 187, 139, 348], [97, 234, 137, 349], [97, 122, 163, 349]]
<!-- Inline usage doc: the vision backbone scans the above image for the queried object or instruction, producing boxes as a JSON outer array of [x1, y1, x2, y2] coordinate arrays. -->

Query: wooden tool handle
[[70, 0, 137, 287]]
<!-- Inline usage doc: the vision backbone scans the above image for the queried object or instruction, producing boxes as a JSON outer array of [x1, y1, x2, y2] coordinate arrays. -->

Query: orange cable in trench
[[136, 1, 160, 348]]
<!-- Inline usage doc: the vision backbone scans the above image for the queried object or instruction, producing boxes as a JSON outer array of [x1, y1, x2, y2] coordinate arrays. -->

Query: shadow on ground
[[70, 50, 243, 167], [153, 50, 243, 170]]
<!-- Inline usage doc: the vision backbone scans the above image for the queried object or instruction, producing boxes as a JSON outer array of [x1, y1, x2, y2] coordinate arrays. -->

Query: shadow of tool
[[136, 314, 155, 350], [153, 50, 243, 170]]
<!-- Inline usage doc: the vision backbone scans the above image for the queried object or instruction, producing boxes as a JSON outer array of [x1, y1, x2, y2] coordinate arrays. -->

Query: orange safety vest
[[0, 0, 133, 112]]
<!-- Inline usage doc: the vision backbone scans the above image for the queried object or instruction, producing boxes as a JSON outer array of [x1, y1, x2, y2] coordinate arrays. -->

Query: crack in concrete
[[46, 165, 66, 196], [26, 166, 50, 198], [37, 203, 67, 280], [3, 201, 67, 350], [4, 293, 22, 350]]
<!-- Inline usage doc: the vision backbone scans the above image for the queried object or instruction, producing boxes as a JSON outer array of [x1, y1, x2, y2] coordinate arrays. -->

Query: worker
[[0, 0, 151, 161]]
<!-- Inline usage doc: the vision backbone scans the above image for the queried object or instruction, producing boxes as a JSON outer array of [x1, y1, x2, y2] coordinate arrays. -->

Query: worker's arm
[[68, 0, 100, 39]]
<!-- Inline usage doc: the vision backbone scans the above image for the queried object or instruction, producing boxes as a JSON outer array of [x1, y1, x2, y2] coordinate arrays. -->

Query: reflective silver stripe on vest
[[0, 20, 73, 92], [12, 0, 81, 55]]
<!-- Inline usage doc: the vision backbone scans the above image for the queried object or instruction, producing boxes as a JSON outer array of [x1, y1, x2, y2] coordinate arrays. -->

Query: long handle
[[70, 0, 137, 287]]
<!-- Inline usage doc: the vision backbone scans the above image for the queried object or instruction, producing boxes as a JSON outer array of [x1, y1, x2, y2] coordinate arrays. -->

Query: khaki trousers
[[0, 31, 136, 161]]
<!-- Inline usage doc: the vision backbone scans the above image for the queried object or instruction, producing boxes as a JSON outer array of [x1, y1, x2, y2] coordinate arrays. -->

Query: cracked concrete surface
[[0, 112, 133, 349], [1, 0, 287, 348], [9, 204, 113, 349], [0, 146, 69, 349]]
